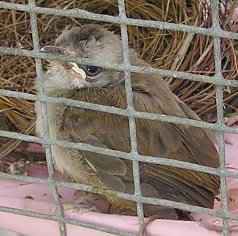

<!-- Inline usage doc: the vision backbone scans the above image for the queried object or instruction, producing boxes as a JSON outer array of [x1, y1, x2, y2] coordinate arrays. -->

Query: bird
[[35, 24, 220, 223]]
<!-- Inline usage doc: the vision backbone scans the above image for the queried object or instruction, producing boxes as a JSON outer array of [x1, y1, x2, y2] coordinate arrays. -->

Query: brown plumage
[[36, 24, 220, 219]]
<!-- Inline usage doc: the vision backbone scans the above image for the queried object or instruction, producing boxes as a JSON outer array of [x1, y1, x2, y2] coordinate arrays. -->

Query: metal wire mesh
[[0, 0, 237, 235]]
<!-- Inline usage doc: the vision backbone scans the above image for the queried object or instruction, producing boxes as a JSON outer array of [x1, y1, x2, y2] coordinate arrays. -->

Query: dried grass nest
[[0, 0, 238, 157]]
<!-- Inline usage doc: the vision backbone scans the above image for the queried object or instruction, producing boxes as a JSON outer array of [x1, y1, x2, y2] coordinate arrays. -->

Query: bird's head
[[41, 24, 124, 92]]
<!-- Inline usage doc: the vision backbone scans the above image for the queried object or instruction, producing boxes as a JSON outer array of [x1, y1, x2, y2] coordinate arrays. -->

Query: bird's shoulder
[[131, 73, 219, 168]]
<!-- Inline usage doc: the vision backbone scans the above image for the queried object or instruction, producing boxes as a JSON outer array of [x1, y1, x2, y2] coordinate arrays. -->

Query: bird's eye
[[85, 65, 102, 77]]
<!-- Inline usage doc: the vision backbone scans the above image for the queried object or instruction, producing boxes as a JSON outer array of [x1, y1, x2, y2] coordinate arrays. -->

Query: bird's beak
[[40, 46, 65, 55]]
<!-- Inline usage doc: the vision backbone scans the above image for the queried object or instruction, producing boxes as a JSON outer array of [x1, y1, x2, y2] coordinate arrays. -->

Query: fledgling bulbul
[[35, 24, 220, 224]]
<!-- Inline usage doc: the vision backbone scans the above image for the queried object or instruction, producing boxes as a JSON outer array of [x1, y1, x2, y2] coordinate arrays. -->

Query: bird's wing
[[131, 73, 220, 207], [132, 73, 219, 168]]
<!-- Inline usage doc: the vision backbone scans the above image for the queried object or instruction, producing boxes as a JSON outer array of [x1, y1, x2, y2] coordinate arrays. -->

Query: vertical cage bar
[[117, 0, 145, 226], [211, 0, 229, 235], [28, 0, 67, 235]]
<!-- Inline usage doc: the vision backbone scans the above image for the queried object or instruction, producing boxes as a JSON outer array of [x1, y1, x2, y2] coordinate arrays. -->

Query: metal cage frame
[[0, 0, 238, 235]]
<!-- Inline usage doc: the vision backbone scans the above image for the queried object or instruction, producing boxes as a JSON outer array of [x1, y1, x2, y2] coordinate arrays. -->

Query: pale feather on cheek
[[71, 63, 87, 79], [71, 76, 88, 88], [46, 61, 88, 90], [68, 62, 88, 88]]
